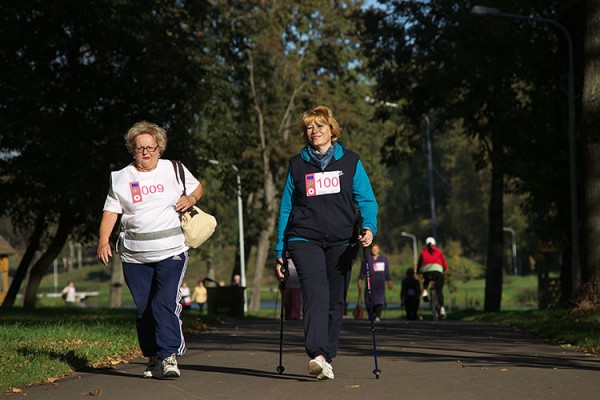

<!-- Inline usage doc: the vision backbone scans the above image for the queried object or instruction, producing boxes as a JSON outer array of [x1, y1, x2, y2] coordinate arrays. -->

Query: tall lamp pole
[[401, 231, 418, 271], [208, 160, 247, 310], [471, 5, 580, 295], [424, 115, 437, 238]]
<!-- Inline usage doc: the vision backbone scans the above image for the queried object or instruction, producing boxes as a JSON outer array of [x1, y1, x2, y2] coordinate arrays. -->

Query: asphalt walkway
[[13, 317, 600, 399]]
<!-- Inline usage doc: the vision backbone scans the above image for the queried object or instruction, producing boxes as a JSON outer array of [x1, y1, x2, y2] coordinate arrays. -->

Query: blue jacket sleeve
[[353, 160, 378, 236], [274, 169, 295, 258]]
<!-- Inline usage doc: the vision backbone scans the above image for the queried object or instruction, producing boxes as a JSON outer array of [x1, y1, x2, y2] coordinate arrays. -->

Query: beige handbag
[[172, 161, 217, 248]]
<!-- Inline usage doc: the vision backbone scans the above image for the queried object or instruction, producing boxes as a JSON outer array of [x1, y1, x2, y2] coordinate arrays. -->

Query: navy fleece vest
[[285, 149, 360, 245]]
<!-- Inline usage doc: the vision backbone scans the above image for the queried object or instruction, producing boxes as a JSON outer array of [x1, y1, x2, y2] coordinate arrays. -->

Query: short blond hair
[[124, 121, 167, 154], [299, 105, 341, 144]]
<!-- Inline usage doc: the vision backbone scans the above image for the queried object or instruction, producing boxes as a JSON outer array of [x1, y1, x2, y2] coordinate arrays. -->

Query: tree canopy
[[1, 0, 597, 310]]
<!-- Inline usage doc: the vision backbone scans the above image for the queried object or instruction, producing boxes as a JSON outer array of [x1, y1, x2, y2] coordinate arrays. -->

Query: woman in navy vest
[[275, 105, 378, 380]]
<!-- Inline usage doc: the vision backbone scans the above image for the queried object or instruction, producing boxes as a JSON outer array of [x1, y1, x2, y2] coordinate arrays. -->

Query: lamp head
[[471, 5, 501, 16]]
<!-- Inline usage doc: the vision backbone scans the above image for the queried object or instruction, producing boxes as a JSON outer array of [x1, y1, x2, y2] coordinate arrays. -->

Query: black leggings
[[422, 271, 444, 307]]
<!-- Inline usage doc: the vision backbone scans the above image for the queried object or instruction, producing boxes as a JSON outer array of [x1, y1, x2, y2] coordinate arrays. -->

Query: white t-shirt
[[62, 285, 77, 302], [103, 159, 200, 263]]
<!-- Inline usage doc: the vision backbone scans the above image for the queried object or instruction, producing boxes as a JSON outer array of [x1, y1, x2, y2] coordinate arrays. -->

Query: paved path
[[14, 318, 600, 399]]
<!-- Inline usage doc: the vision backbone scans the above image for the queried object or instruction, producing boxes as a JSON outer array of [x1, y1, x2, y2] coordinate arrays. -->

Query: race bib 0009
[[305, 171, 342, 197]]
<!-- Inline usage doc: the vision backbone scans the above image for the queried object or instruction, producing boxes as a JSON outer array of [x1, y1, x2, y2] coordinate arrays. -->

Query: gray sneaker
[[159, 354, 180, 378], [143, 356, 160, 378]]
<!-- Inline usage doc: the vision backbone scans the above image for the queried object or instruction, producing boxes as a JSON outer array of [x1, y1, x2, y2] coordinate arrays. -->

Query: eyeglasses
[[134, 146, 158, 154]]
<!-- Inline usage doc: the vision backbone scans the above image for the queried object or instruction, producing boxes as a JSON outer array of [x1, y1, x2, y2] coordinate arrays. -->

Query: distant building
[[0, 235, 16, 304]]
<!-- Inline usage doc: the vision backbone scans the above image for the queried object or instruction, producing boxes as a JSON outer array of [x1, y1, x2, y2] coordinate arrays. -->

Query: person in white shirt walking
[[97, 121, 203, 379]]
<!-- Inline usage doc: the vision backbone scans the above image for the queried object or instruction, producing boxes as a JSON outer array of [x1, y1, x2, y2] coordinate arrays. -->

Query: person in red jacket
[[417, 237, 448, 318]]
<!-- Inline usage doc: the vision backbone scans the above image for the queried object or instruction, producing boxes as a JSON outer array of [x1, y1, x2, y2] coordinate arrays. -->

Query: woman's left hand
[[358, 228, 373, 247], [175, 195, 195, 212]]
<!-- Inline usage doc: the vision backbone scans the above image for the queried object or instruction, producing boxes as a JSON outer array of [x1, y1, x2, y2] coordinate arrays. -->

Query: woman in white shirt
[[61, 281, 77, 305], [97, 121, 203, 380]]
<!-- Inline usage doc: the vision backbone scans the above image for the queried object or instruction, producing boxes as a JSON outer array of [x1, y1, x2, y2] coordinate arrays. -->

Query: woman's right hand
[[97, 211, 118, 266], [97, 242, 112, 265]]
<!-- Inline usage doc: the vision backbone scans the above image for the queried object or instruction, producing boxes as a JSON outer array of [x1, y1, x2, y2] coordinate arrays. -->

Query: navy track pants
[[122, 252, 188, 359]]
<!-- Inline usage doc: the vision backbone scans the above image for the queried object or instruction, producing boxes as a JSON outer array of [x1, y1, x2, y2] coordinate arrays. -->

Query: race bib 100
[[305, 171, 342, 197]]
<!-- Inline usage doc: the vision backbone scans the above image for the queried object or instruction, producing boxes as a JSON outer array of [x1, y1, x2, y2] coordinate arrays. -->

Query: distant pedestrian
[[401, 268, 421, 320], [97, 121, 204, 379], [357, 243, 392, 322], [417, 237, 448, 319], [180, 282, 191, 310], [274, 105, 378, 380], [231, 274, 241, 287], [191, 279, 207, 312], [283, 258, 302, 320], [61, 281, 77, 306]]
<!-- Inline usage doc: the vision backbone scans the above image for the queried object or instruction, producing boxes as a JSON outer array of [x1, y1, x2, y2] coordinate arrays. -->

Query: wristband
[[189, 194, 198, 203]]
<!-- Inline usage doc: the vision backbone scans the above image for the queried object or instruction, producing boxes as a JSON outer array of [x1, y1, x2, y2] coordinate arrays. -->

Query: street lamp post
[[401, 231, 418, 271], [471, 5, 580, 295], [208, 159, 247, 310], [424, 115, 437, 238], [503, 227, 518, 275], [366, 96, 439, 238]]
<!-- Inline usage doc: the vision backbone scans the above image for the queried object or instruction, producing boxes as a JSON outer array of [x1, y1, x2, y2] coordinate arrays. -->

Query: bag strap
[[171, 160, 186, 196]]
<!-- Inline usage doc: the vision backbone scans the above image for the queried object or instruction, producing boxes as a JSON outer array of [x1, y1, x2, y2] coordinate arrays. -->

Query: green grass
[[0, 308, 137, 392], [470, 308, 600, 355], [0, 308, 212, 393]]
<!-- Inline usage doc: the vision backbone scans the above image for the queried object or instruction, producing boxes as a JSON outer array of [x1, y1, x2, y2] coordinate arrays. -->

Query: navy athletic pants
[[122, 252, 188, 360], [288, 240, 359, 363]]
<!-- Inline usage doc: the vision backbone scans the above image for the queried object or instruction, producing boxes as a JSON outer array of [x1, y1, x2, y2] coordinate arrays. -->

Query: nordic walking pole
[[276, 259, 288, 374], [361, 229, 381, 379], [273, 284, 280, 319]]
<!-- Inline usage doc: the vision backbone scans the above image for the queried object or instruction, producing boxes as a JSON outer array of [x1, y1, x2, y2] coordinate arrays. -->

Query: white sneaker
[[422, 289, 429, 303], [143, 356, 160, 378], [158, 354, 180, 378], [308, 356, 334, 380], [440, 306, 446, 319]]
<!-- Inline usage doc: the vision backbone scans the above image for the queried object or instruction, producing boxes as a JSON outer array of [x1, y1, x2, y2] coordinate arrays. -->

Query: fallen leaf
[[83, 387, 101, 396], [346, 385, 361, 388], [500, 368, 508, 372], [10, 388, 22, 393]]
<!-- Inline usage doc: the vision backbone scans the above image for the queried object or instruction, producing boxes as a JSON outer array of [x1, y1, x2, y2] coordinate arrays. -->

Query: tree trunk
[[578, 0, 600, 307], [23, 210, 74, 308], [484, 126, 504, 312], [244, 49, 303, 311], [1, 207, 47, 308], [249, 177, 277, 311]]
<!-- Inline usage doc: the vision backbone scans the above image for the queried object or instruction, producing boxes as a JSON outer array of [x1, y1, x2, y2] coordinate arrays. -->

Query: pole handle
[[277, 258, 288, 291]]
